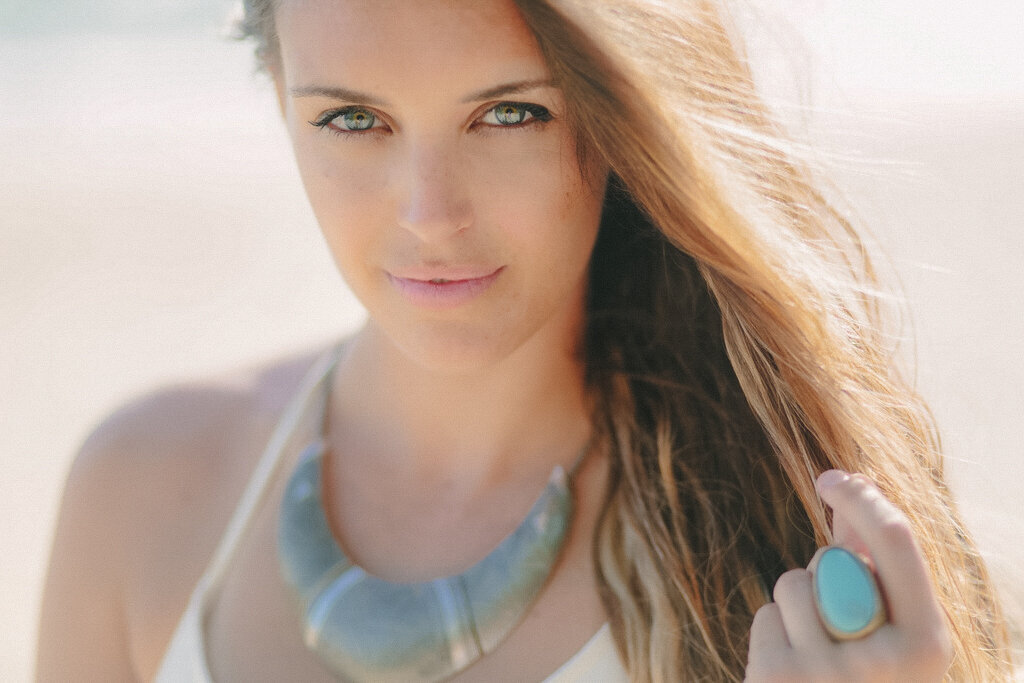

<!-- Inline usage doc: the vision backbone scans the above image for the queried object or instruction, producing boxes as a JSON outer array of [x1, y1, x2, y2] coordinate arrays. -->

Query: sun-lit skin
[[272, 0, 608, 376]]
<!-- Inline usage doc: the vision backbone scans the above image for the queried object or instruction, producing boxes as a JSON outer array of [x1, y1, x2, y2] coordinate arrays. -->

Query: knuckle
[[834, 645, 897, 682], [772, 568, 809, 602], [829, 648, 860, 677], [830, 473, 875, 506], [751, 602, 777, 627], [910, 628, 955, 673], [807, 657, 851, 683], [875, 516, 915, 548], [848, 472, 874, 487], [744, 657, 800, 683], [857, 644, 899, 678], [845, 472, 875, 494]]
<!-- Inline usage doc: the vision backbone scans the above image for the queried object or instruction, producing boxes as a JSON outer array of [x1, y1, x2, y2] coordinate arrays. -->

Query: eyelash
[[309, 107, 383, 137], [308, 102, 553, 138]]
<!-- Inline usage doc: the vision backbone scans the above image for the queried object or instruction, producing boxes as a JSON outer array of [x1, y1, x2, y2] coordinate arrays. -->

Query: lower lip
[[388, 267, 504, 309]]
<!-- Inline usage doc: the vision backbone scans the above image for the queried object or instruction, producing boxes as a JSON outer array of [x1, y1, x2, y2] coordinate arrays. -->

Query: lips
[[386, 266, 504, 309], [389, 264, 501, 281]]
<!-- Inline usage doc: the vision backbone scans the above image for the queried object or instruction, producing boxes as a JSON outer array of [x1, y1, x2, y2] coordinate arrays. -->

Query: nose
[[395, 142, 472, 242]]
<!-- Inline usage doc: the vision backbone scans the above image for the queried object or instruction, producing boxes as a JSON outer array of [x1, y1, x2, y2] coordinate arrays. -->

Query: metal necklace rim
[[277, 437, 585, 682]]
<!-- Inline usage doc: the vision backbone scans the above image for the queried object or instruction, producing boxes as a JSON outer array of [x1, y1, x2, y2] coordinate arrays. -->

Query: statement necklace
[[277, 440, 575, 682]]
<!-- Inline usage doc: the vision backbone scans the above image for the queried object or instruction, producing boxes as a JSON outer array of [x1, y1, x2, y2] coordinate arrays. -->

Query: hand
[[744, 470, 953, 682]]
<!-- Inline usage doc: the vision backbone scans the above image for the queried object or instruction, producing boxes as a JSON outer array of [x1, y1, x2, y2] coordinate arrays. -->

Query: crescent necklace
[[277, 439, 578, 682]]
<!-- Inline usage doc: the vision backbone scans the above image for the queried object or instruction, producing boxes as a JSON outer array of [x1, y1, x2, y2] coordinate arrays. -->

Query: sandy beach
[[3, 4, 1022, 680]]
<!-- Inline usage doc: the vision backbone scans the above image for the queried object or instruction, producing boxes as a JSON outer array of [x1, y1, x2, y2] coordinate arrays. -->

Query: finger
[[772, 568, 832, 650], [831, 508, 871, 560], [816, 471, 944, 633], [748, 602, 790, 660]]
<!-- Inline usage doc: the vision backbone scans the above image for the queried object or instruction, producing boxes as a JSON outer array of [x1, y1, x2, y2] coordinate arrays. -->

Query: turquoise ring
[[810, 546, 887, 641]]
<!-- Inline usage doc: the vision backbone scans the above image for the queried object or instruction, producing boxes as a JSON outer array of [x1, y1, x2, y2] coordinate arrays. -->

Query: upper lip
[[388, 265, 503, 282]]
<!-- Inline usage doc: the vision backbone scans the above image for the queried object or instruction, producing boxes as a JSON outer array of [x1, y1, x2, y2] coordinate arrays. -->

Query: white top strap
[[155, 346, 341, 682], [196, 347, 342, 600]]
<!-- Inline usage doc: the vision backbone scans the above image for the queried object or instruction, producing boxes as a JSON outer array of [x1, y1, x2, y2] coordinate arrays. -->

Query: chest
[[139, 456, 612, 682]]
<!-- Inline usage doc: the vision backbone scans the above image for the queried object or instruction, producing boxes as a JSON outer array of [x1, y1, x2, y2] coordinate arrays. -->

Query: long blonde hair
[[515, 0, 1014, 679], [239, 0, 1013, 679]]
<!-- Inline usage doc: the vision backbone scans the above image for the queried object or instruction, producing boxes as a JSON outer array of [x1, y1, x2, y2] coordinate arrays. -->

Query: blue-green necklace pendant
[[278, 440, 573, 682]]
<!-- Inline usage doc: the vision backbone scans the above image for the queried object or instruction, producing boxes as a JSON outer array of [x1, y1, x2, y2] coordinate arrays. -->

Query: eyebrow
[[289, 78, 555, 106], [460, 78, 555, 103], [290, 85, 389, 106]]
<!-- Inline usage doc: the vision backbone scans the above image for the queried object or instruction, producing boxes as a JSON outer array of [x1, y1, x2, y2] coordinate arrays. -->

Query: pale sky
[[743, 0, 1024, 102]]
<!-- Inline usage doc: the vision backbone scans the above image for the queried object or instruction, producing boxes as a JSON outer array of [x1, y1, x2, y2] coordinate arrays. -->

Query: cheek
[[478, 137, 600, 245], [491, 165, 604, 323], [518, 160, 603, 267], [296, 145, 381, 219], [291, 144, 388, 262], [288, 164, 392, 313]]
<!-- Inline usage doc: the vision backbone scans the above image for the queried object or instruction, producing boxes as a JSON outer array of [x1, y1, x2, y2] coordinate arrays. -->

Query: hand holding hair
[[745, 470, 953, 682]]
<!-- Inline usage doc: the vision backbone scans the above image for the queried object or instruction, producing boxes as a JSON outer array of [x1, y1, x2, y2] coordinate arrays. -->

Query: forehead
[[274, 0, 549, 92]]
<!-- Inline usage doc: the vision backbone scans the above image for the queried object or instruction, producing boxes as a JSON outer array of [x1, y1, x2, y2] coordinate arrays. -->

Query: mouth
[[391, 264, 503, 282], [387, 267, 504, 309]]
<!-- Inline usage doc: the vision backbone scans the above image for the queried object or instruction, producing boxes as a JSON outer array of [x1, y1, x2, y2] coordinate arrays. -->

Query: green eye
[[482, 102, 551, 128], [341, 108, 375, 130], [494, 103, 528, 125], [309, 107, 385, 137]]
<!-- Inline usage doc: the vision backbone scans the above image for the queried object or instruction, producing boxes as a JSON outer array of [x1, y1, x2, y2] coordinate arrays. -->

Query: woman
[[37, 0, 1013, 680]]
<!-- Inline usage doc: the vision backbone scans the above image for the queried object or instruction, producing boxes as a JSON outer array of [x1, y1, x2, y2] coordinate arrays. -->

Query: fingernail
[[817, 469, 848, 489]]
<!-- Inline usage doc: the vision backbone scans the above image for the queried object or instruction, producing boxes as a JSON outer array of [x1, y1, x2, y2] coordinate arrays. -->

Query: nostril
[[396, 195, 473, 240]]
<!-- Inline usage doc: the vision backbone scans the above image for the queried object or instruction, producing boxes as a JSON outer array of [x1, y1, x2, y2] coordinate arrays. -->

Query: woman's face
[[273, 0, 607, 372]]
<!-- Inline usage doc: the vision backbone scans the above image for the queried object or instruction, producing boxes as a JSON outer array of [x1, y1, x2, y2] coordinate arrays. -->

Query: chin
[[361, 288, 586, 378], [392, 324, 525, 377]]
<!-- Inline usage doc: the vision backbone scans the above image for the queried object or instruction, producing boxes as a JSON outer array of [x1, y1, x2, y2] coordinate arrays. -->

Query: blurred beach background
[[2, 0, 1021, 679]]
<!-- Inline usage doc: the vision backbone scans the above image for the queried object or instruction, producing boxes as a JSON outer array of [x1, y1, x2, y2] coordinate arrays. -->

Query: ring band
[[810, 545, 887, 640]]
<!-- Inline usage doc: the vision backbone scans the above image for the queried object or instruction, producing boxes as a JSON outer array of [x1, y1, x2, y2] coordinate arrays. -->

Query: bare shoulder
[[75, 347, 322, 499], [37, 345, 329, 682], [68, 345, 324, 534]]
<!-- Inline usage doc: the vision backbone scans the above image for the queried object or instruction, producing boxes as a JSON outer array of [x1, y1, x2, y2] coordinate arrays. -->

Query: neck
[[330, 320, 591, 486]]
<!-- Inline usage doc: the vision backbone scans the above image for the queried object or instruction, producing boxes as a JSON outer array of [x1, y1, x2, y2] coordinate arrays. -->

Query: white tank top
[[154, 348, 628, 682]]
